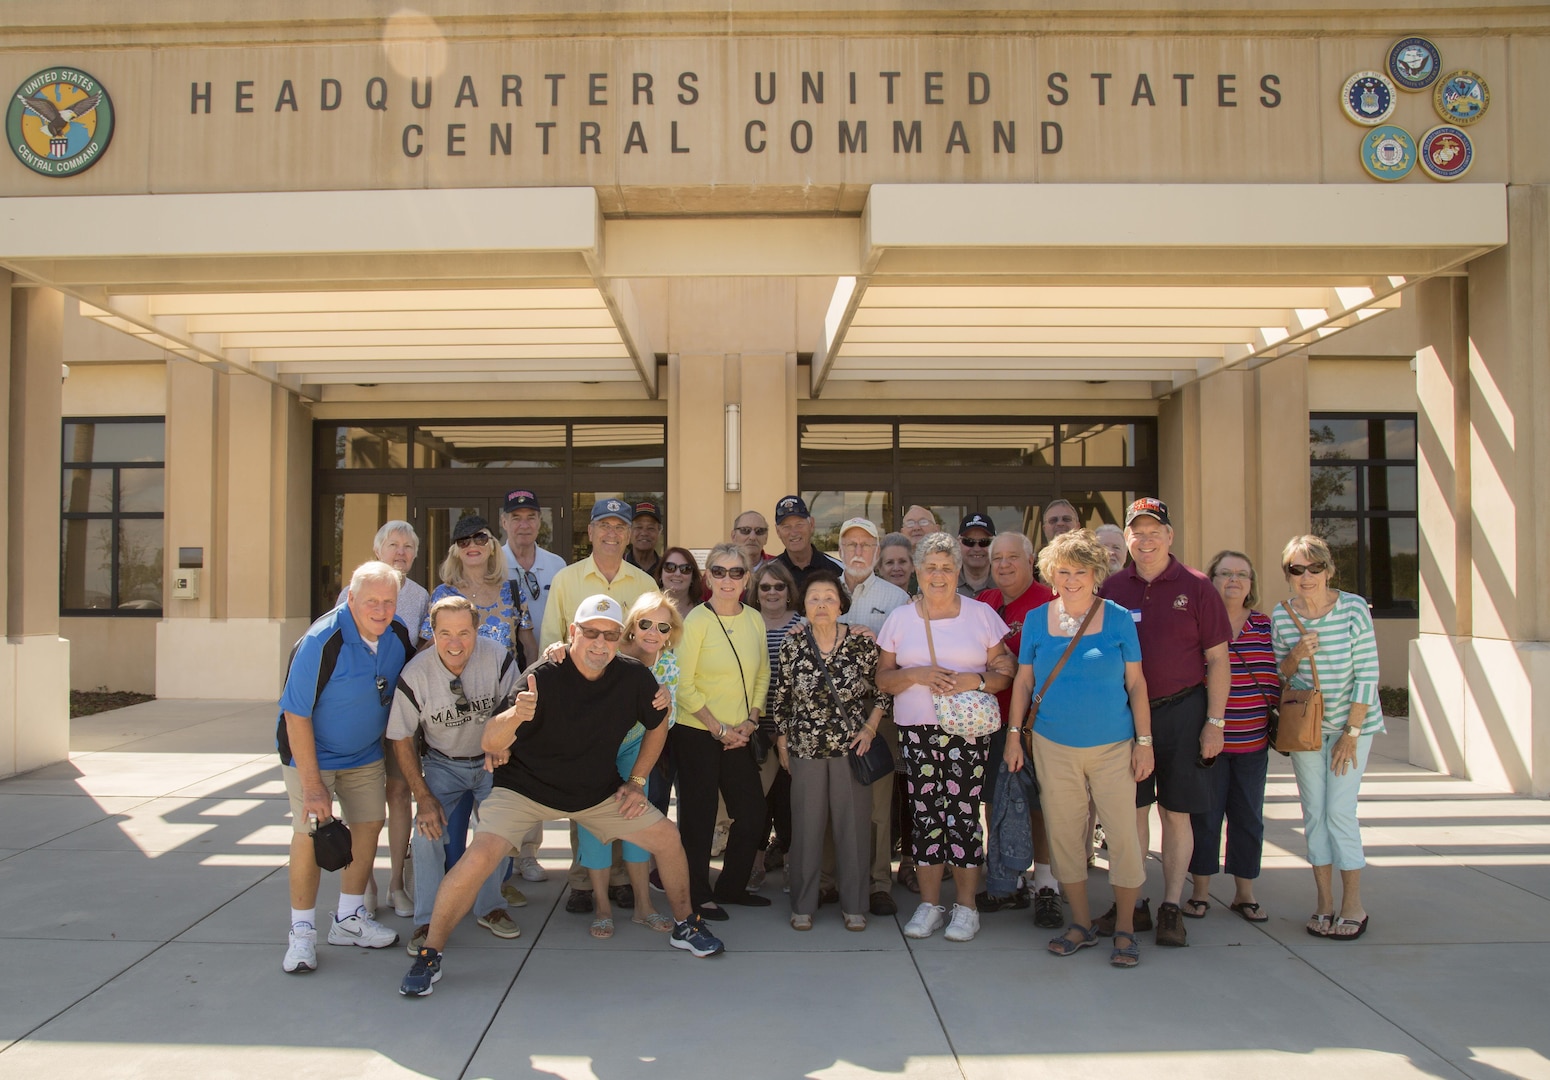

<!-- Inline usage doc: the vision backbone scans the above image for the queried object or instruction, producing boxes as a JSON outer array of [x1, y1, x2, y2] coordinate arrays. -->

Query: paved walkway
[[0, 700, 1547, 1080]]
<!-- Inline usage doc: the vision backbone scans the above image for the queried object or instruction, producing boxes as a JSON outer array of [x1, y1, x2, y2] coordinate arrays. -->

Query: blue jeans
[[1290, 730, 1373, 871], [412, 752, 506, 926], [1189, 748, 1269, 879], [578, 732, 649, 868]]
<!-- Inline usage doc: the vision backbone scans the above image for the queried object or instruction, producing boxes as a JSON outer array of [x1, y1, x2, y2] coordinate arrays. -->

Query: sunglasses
[[455, 532, 494, 548], [960, 537, 992, 548], [757, 582, 787, 592], [708, 565, 747, 580], [375, 676, 392, 706], [449, 676, 469, 709], [517, 570, 540, 603], [636, 618, 672, 634], [1286, 563, 1328, 577], [733, 525, 769, 537], [576, 626, 623, 642], [662, 560, 694, 574]]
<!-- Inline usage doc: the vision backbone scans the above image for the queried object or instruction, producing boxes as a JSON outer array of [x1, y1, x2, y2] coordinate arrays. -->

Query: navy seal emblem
[[1361, 125, 1415, 181], [1418, 125, 1473, 181], [1388, 38, 1441, 92], [1434, 70, 1489, 125], [1341, 71, 1397, 126]]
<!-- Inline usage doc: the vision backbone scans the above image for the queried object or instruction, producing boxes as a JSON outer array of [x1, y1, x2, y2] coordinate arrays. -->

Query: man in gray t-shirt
[[389, 596, 521, 949]]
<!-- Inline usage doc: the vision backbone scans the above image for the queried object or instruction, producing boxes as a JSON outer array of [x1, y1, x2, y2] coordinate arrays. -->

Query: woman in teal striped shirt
[[1271, 534, 1384, 942]]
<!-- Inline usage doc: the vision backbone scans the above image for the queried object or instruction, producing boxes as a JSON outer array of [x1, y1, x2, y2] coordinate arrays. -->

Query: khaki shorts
[[282, 760, 387, 835], [477, 787, 666, 852]]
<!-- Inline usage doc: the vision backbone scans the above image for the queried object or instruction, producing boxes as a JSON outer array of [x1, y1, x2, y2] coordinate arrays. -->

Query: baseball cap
[[590, 498, 632, 525], [502, 489, 540, 513], [839, 516, 880, 541], [632, 500, 663, 522], [958, 512, 995, 535], [1125, 497, 1171, 528], [572, 594, 624, 628], [451, 514, 493, 542], [775, 495, 811, 522]]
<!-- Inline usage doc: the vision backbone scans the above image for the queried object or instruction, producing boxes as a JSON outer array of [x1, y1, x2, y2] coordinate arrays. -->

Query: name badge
[[1131, 609, 1143, 623]]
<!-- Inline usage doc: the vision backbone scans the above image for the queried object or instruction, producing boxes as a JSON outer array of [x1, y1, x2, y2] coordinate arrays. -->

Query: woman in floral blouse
[[773, 571, 889, 932]]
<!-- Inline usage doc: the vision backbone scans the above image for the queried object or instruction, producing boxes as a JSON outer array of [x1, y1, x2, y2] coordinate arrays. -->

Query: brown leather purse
[[1276, 601, 1325, 753]]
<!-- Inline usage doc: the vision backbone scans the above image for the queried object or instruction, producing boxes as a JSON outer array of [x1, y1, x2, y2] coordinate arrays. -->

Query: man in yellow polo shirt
[[540, 498, 658, 650]]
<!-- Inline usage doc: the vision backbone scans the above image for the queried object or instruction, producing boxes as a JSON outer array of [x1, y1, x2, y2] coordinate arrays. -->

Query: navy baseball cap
[[502, 489, 540, 513], [958, 512, 995, 535], [633, 500, 663, 522], [775, 495, 811, 523], [590, 498, 632, 525]]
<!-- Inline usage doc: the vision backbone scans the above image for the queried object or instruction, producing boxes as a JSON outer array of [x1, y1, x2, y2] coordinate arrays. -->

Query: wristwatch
[[1206, 716, 1226, 728], [1135, 735, 1154, 746], [1344, 725, 1362, 738], [976, 674, 986, 692]]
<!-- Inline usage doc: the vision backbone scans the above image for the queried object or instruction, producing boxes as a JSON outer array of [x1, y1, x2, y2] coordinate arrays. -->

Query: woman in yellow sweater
[[672, 542, 772, 920]]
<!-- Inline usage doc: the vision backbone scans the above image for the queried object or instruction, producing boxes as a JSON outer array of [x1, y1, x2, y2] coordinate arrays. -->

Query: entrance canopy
[[0, 183, 1506, 401]]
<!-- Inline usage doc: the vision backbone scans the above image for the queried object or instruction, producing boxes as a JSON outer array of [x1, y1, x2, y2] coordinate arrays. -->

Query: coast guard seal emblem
[[1418, 125, 1473, 181], [1361, 125, 1415, 181], [1387, 38, 1441, 92], [1434, 70, 1489, 125], [1341, 71, 1397, 126], [7, 66, 114, 177]]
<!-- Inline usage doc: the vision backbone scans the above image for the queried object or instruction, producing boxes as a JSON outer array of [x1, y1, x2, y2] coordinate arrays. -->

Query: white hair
[[373, 520, 419, 555], [1094, 523, 1124, 542], [993, 530, 1034, 559], [913, 531, 962, 572], [349, 560, 402, 595]]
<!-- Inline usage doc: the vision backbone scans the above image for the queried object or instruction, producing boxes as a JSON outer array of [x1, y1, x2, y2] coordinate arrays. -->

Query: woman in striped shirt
[[1186, 551, 1279, 923], [1272, 534, 1384, 942]]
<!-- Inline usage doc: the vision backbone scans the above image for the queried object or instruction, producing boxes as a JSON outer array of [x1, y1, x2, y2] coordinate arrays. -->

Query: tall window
[[61, 418, 166, 615], [1309, 413, 1417, 617]]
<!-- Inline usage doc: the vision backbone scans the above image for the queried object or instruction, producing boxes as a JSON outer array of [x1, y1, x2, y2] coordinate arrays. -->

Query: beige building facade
[[1, 3, 1545, 795]]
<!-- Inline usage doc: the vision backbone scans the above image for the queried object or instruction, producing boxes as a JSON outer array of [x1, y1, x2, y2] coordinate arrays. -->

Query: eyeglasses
[[455, 532, 494, 548], [708, 565, 748, 580], [903, 517, 935, 529], [757, 582, 787, 592], [733, 525, 769, 537], [1286, 563, 1328, 577], [662, 560, 694, 574], [375, 676, 392, 706], [960, 537, 992, 548], [449, 676, 469, 709], [576, 626, 623, 642], [1214, 570, 1252, 581], [1046, 515, 1076, 525], [636, 618, 672, 634]]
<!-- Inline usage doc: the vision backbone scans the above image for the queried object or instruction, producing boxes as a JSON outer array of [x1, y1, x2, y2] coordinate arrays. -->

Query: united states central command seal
[[1418, 125, 1473, 181], [1361, 125, 1415, 181], [1341, 71, 1397, 126], [1434, 70, 1489, 125], [1387, 37, 1442, 92], [7, 66, 114, 177]]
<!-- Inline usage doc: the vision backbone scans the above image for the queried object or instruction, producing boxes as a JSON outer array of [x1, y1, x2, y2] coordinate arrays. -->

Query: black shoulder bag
[[1229, 638, 1286, 757]]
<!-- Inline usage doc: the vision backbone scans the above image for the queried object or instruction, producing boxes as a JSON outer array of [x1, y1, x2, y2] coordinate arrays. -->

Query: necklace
[[1056, 596, 1092, 635]]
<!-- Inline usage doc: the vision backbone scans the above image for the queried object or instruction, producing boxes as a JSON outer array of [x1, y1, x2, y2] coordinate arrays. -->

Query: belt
[[1148, 684, 1203, 710], [428, 748, 485, 762]]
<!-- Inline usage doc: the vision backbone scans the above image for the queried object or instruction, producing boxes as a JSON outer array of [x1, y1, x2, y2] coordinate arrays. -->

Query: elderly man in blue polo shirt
[[278, 560, 413, 975]]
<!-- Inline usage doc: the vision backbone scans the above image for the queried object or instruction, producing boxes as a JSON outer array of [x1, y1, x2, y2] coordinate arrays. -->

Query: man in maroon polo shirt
[[1100, 498, 1230, 948]]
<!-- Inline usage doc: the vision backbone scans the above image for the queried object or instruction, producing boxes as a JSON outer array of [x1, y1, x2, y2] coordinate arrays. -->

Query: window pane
[[1060, 422, 1151, 468], [1370, 517, 1418, 611], [571, 424, 666, 468], [62, 469, 113, 513], [1311, 464, 1357, 512], [900, 499, 968, 540], [117, 519, 163, 610], [318, 425, 409, 469], [1366, 466, 1416, 511], [986, 502, 1040, 549], [1310, 418, 1367, 461], [1378, 418, 1417, 460], [315, 493, 409, 613], [119, 468, 166, 513], [800, 423, 893, 468], [415, 424, 567, 469], [63, 421, 165, 464], [61, 519, 112, 610], [803, 491, 892, 553], [899, 423, 1055, 468], [1053, 490, 1134, 536], [1312, 517, 1360, 595]]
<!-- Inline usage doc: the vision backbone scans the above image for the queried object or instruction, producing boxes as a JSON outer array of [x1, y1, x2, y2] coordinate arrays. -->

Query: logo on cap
[[1125, 498, 1170, 528]]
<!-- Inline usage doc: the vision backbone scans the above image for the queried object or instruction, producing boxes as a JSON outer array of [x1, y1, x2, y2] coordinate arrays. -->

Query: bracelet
[[710, 725, 724, 742], [863, 724, 877, 735], [1007, 726, 1022, 734], [1135, 735, 1154, 746], [628, 774, 648, 787]]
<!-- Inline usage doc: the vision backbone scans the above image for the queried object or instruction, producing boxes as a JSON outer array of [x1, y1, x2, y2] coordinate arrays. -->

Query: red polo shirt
[[977, 581, 1057, 719], [1101, 555, 1230, 700]]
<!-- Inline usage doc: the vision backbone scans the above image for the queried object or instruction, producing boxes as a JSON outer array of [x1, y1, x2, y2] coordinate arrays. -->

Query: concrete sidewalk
[[0, 700, 1547, 1080]]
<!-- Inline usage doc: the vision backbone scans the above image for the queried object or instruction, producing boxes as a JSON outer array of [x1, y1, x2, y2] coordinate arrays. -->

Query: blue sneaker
[[399, 947, 443, 996], [669, 914, 725, 958]]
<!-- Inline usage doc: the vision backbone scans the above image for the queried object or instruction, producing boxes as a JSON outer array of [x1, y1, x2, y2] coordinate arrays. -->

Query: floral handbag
[[921, 600, 1001, 740]]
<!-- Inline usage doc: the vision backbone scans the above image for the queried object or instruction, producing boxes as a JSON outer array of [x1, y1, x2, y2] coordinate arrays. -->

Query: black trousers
[[671, 724, 769, 908]]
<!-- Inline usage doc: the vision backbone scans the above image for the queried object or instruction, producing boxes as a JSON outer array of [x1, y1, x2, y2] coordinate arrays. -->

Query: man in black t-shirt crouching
[[400, 594, 724, 995]]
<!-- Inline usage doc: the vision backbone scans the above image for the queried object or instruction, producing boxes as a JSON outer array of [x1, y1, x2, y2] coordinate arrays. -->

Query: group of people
[[275, 485, 1384, 993]]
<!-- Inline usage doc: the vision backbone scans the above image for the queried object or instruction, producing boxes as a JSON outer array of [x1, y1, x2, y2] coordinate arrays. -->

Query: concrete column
[[667, 353, 726, 550], [2, 285, 70, 776], [1251, 353, 1312, 611], [1197, 368, 1251, 561], [738, 352, 797, 533]]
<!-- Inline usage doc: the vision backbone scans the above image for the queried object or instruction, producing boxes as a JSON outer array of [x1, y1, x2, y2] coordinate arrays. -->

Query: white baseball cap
[[572, 594, 624, 628]]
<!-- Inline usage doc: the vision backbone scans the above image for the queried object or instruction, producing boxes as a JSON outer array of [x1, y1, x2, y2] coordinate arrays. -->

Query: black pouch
[[848, 736, 895, 786], [312, 817, 354, 872]]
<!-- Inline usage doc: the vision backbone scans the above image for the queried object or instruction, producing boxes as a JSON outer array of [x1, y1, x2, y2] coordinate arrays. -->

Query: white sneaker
[[944, 904, 981, 942], [903, 902, 946, 939], [327, 909, 400, 949], [283, 927, 317, 973], [516, 855, 548, 882]]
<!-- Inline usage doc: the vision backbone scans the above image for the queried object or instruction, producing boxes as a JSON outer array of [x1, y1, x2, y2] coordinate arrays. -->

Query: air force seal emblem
[[1341, 71, 1397, 126]]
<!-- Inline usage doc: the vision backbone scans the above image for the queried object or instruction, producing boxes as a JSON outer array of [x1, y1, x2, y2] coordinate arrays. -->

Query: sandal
[[1047, 922, 1100, 957], [1330, 915, 1369, 941], [589, 917, 614, 939], [790, 914, 813, 931], [896, 863, 920, 894], [1305, 913, 1334, 938], [1182, 899, 1210, 919], [1109, 930, 1140, 968], [631, 911, 673, 933], [1230, 901, 1269, 923]]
